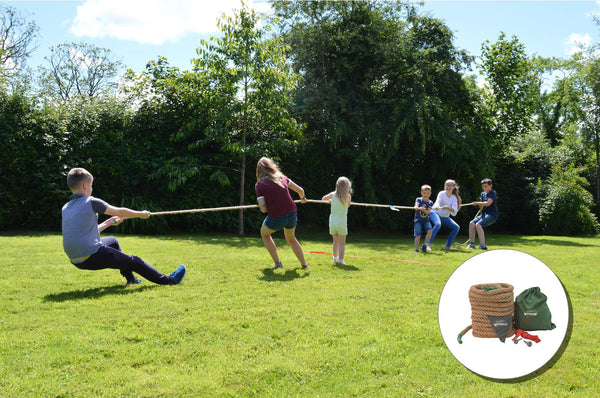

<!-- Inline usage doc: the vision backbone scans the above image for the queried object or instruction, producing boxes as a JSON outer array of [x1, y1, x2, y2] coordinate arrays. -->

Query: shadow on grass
[[258, 268, 310, 282], [333, 262, 360, 271], [43, 284, 156, 302]]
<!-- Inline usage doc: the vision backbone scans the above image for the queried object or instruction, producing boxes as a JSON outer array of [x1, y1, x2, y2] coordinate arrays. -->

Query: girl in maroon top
[[255, 157, 309, 270]]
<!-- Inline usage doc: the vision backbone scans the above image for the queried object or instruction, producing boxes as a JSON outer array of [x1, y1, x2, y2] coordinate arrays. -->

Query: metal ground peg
[[513, 337, 532, 347]]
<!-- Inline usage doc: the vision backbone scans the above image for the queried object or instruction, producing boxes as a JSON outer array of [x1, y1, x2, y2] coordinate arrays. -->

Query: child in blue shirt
[[414, 185, 434, 252], [61, 168, 186, 285], [467, 178, 498, 250]]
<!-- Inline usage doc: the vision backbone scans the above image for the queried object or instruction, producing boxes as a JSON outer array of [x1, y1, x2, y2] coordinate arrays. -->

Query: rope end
[[457, 333, 463, 344]]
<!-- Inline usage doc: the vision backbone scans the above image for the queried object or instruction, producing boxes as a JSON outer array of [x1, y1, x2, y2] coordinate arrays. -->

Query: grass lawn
[[0, 231, 598, 397]]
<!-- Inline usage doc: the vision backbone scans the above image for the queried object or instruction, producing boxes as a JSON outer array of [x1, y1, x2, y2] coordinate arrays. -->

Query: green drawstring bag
[[514, 287, 556, 331]]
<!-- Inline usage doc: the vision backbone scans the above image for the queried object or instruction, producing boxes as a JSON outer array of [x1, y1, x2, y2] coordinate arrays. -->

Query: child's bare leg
[[261, 223, 280, 264], [284, 227, 307, 266], [425, 230, 432, 245], [338, 235, 347, 261], [332, 234, 340, 259], [469, 221, 476, 243], [475, 224, 486, 246], [414, 235, 421, 250]]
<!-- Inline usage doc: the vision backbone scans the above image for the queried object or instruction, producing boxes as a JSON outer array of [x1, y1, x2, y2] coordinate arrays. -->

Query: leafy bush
[[536, 165, 599, 235]]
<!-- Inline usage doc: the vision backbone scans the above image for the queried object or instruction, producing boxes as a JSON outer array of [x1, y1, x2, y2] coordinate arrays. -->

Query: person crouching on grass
[[255, 157, 309, 270], [61, 167, 186, 285], [467, 178, 498, 250]]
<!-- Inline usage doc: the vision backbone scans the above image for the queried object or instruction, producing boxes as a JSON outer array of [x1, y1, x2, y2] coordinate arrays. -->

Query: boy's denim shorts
[[471, 213, 498, 228], [264, 212, 297, 231], [414, 219, 432, 236]]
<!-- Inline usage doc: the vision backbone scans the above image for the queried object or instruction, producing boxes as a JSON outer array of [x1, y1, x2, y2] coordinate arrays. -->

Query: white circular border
[[438, 249, 570, 380]]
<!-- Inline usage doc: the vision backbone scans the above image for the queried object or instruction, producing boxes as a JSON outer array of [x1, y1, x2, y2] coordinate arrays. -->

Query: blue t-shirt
[[481, 190, 498, 216], [414, 197, 433, 222], [61, 194, 109, 263]]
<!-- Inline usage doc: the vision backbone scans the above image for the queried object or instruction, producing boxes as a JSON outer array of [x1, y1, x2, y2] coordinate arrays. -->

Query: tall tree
[[272, 0, 485, 222], [0, 5, 39, 79], [191, 4, 303, 235], [479, 33, 538, 147], [37, 42, 123, 101], [576, 52, 600, 208]]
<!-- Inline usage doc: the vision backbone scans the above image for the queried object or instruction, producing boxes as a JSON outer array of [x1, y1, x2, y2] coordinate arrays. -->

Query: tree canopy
[[1, 0, 599, 235]]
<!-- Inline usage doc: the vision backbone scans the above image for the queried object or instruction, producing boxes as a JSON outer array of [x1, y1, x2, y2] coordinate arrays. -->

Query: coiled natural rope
[[457, 283, 515, 343]]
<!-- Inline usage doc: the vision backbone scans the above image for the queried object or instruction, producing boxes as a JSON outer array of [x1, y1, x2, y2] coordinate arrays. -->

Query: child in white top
[[321, 177, 352, 265], [428, 179, 461, 250]]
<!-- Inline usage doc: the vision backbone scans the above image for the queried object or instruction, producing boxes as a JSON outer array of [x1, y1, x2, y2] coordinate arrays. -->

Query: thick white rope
[[149, 198, 473, 216]]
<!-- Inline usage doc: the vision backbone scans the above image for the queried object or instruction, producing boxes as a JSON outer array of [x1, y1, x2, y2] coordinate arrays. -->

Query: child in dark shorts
[[255, 157, 309, 270], [414, 185, 434, 252], [467, 178, 498, 250]]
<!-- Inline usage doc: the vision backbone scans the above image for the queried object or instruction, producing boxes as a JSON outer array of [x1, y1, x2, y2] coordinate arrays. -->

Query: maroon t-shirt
[[255, 176, 297, 218]]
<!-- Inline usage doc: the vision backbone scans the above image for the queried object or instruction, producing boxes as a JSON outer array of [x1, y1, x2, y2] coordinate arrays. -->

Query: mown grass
[[0, 231, 598, 397]]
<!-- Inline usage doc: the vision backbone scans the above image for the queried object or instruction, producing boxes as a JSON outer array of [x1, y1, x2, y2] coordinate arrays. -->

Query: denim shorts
[[472, 213, 498, 228], [264, 212, 297, 231], [414, 219, 432, 236]]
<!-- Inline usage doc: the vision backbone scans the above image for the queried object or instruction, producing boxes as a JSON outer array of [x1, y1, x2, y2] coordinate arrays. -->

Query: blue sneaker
[[479, 244, 488, 250], [126, 277, 142, 286], [421, 244, 428, 252], [273, 261, 283, 269], [169, 264, 187, 285], [466, 242, 476, 249]]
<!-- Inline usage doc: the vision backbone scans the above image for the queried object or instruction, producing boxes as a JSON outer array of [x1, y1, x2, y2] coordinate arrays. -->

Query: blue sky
[[4, 0, 600, 74]]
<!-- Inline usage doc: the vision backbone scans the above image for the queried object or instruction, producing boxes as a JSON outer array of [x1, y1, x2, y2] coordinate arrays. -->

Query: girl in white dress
[[321, 177, 353, 264]]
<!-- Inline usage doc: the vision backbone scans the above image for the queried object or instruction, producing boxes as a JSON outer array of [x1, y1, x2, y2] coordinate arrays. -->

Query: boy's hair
[[481, 178, 493, 186], [420, 184, 431, 192], [67, 168, 93, 191]]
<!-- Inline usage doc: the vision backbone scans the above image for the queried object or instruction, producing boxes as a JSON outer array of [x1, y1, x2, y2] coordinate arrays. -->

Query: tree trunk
[[594, 126, 600, 214], [239, 152, 246, 236]]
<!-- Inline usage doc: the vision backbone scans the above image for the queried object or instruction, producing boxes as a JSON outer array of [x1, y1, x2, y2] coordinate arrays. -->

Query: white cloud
[[566, 33, 592, 56], [71, 0, 271, 46]]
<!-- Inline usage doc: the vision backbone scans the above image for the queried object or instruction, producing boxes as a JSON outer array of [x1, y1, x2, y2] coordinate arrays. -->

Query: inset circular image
[[438, 249, 571, 381]]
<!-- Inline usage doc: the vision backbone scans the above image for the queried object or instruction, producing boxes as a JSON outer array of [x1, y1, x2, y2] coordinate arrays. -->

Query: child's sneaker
[[337, 259, 346, 265], [126, 277, 142, 286], [479, 244, 488, 250], [467, 242, 476, 249], [421, 244, 428, 252], [333, 257, 338, 263], [169, 264, 187, 285], [273, 261, 283, 269], [301, 263, 310, 270], [414, 248, 419, 253]]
